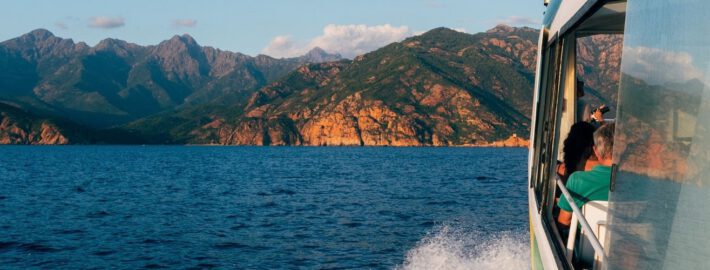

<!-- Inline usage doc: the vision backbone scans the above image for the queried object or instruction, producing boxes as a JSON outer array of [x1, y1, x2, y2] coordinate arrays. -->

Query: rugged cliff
[[0, 103, 80, 144]]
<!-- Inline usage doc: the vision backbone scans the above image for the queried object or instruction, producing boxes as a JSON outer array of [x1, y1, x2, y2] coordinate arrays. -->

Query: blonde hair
[[593, 123, 615, 159]]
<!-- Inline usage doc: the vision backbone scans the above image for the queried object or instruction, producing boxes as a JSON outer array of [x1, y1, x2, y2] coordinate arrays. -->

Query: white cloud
[[453, 28, 467, 33], [262, 24, 413, 59], [497, 16, 540, 26], [622, 46, 705, 85], [262, 35, 303, 58], [172, 19, 197, 28], [88, 16, 125, 29]]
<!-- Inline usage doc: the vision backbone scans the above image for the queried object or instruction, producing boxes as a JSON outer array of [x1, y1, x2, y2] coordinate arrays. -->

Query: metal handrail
[[555, 176, 608, 268]]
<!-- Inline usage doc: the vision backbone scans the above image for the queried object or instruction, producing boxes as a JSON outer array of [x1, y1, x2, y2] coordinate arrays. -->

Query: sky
[[1, 0, 544, 58]]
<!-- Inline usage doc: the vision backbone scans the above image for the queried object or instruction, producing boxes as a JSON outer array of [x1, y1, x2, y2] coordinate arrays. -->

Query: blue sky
[[1, 0, 543, 58]]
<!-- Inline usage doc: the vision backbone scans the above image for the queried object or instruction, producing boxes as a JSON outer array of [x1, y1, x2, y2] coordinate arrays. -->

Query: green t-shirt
[[558, 165, 611, 212]]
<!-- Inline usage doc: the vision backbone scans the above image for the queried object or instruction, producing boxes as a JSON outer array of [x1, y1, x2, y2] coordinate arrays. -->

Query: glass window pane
[[607, 1, 710, 269], [576, 34, 624, 119]]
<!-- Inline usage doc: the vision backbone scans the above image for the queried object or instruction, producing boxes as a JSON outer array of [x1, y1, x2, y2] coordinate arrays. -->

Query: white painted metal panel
[[548, 0, 588, 36]]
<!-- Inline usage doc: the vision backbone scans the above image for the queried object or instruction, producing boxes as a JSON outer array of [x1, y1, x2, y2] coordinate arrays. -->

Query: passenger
[[557, 122, 597, 182], [557, 123, 615, 226], [575, 79, 592, 123], [575, 79, 608, 126]]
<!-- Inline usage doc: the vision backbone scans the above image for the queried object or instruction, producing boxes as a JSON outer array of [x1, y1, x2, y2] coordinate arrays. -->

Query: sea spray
[[397, 224, 529, 270]]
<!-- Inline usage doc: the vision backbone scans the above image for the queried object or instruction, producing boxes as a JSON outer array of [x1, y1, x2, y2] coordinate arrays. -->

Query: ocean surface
[[0, 146, 529, 269]]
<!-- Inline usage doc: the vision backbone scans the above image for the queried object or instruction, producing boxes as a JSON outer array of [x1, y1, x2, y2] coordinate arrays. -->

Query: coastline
[[0, 143, 529, 148], [0, 133, 529, 147]]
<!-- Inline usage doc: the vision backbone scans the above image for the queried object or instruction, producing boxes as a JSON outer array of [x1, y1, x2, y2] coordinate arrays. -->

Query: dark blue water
[[0, 146, 529, 269]]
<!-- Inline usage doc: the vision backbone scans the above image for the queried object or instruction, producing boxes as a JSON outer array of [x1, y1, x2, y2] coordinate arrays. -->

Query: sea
[[0, 146, 530, 269]]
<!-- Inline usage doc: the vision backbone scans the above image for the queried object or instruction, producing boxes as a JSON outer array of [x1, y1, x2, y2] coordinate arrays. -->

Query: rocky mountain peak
[[487, 24, 514, 33], [169, 34, 197, 45], [157, 34, 200, 52], [307, 47, 327, 55], [76, 42, 89, 50], [93, 38, 140, 58], [152, 33, 210, 86], [1, 28, 82, 61], [425, 27, 460, 35], [300, 47, 342, 62], [416, 27, 464, 39], [179, 34, 197, 45], [410, 27, 471, 45], [26, 28, 55, 41], [4, 28, 62, 46], [154, 34, 204, 61], [96, 38, 126, 49]]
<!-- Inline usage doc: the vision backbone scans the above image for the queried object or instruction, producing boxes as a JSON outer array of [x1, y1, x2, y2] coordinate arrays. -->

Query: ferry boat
[[528, 0, 710, 269]]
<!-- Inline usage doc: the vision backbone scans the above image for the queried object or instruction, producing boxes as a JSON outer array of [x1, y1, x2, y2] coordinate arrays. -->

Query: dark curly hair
[[562, 122, 596, 179]]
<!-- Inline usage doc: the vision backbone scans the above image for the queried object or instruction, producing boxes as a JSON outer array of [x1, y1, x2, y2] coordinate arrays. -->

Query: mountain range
[[0, 29, 341, 128], [0, 26, 621, 145]]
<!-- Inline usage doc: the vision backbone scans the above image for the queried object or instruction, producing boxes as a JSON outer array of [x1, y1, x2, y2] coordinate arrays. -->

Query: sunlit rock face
[[0, 104, 72, 144], [203, 26, 540, 146]]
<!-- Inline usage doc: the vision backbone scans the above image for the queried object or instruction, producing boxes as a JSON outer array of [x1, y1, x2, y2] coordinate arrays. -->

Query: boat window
[[540, 2, 628, 268], [532, 41, 563, 211], [554, 35, 578, 162], [531, 42, 551, 198], [552, 32, 624, 178], [546, 34, 579, 262], [606, 0, 710, 269]]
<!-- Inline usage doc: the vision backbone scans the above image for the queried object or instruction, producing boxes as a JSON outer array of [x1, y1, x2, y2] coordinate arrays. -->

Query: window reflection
[[614, 73, 702, 181], [607, 1, 710, 269]]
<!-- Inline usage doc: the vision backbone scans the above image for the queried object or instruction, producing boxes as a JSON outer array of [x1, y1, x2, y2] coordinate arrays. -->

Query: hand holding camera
[[592, 104, 609, 122]]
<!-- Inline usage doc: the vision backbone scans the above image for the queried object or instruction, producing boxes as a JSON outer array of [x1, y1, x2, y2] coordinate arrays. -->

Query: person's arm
[[558, 209, 572, 226], [556, 161, 566, 177]]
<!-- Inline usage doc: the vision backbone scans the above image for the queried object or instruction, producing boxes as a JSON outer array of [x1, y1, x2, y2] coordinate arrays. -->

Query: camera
[[595, 104, 610, 114]]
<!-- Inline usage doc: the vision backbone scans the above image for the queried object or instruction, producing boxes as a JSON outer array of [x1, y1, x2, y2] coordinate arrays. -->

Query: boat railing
[[555, 176, 608, 269]]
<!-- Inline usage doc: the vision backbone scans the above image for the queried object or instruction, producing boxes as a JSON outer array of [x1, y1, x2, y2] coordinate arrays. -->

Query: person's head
[[593, 123, 615, 163], [563, 121, 596, 176]]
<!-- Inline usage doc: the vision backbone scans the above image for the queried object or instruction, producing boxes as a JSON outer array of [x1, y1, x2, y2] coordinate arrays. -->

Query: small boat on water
[[528, 0, 710, 269]]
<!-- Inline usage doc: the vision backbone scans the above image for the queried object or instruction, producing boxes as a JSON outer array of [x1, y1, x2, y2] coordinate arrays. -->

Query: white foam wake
[[396, 225, 529, 270]]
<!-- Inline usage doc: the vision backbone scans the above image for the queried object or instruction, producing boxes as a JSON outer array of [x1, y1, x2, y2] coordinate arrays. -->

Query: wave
[[396, 224, 529, 270]]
